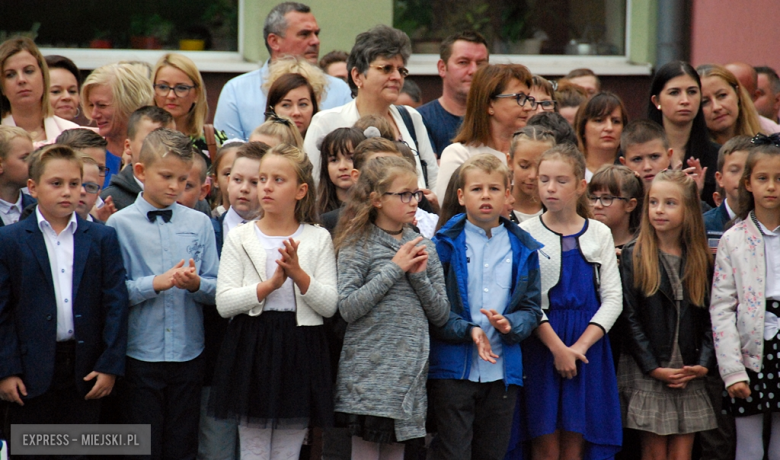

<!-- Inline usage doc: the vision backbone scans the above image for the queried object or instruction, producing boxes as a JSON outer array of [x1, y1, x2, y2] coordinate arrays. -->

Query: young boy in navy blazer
[[0, 145, 129, 432], [107, 129, 218, 460], [0, 126, 37, 227]]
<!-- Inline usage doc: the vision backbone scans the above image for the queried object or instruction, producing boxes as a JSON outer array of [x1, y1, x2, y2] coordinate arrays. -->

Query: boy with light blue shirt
[[430, 154, 542, 460], [107, 129, 219, 460]]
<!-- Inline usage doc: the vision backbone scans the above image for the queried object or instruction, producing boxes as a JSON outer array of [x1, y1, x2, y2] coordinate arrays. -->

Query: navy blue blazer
[[0, 193, 37, 228], [0, 211, 129, 399], [703, 202, 731, 234]]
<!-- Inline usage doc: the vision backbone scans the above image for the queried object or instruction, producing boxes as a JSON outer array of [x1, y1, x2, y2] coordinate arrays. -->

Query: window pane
[[394, 0, 626, 56], [0, 0, 238, 51]]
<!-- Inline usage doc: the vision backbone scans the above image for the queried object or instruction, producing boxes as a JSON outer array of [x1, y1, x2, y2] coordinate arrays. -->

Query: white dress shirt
[[757, 219, 780, 300], [36, 208, 78, 341], [222, 207, 254, 237], [0, 193, 23, 226]]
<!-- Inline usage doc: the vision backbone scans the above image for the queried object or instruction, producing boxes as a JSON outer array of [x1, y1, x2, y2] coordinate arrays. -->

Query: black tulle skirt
[[208, 311, 334, 428]]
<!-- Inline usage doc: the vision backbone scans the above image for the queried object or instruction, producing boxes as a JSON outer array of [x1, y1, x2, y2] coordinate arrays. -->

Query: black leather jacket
[[618, 241, 715, 374]]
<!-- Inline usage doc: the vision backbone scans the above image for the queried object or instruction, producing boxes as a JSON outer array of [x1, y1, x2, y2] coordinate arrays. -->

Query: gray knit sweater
[[335, 225, 449, 441]]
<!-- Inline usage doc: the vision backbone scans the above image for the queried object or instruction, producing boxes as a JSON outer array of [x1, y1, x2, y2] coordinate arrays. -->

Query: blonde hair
[[697, 64, 762, 138], [538, 144, 592, 219], [334, 156, 418, 250], [262, 144, 317, 225], [250, 116, 303, 148], [153, 53, 208, 137], [0, 37, 52, 118], [0, 125, 32, 159], [82, 63, 155, 128], [460, 153, 511, 189], [509, 126, 556, 160], [139, 128, 194, 166], [632, 170, 710, 306], [28, 144, 82, 182], [263, 56, 328, 103]]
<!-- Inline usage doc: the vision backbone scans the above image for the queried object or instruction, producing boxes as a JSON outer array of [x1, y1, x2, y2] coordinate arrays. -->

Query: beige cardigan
[[710, 216, 768, 388], [216, 222, 338, 324]]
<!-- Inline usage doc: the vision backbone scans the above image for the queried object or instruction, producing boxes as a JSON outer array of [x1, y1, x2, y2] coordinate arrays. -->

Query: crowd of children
[[0, 99, 779, 460]]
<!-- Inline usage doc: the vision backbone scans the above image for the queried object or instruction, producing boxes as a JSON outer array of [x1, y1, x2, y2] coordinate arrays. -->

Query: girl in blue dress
[[518, 145, 623, 459]]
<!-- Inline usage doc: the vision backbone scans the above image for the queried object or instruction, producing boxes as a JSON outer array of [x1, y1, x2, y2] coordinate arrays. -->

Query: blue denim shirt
[[465, 220, 512, 383], [107, 194, 219, 362], [213, 60, 354, 141]]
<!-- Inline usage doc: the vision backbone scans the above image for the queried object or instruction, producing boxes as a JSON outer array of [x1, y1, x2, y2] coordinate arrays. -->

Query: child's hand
[[83, 371, 116, 400], [391, 237, 428, 272], [471, 327, 498, 364], [552, 345, 588, 379], [422, 189, 439, 214], [727, 381, 751, 399], [172, 259, 201, 292], [480, 309, 511, 334], [0, 375, 27, 405], [682, 157, 706, 193], [93, 196, 117, 222], [408, 248, 429, 273], [268, 263, 288, 290], [277, 238, 303, 278], [153, 260, 186, 292]]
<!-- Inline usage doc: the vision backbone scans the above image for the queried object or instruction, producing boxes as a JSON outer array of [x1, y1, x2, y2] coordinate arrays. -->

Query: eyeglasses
[[153, 83, 196, 98], [536, 100, 557, 112], [588, 194, 629, 207], [494, 92, 544, 110], [97, 165, 110, 177], [82, 182, 101, 194], [384, 190, 423, 203], [371, 64, 409, 78]]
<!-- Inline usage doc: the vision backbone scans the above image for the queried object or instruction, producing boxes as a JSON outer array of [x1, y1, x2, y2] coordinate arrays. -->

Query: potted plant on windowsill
[[500, 1, 545, 55], [130, 14, 173, 50]]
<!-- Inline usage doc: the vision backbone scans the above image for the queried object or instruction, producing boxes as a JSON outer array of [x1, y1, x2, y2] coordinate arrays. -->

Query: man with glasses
[[214, 2, 353, 141], [418, 31, 489, 158]]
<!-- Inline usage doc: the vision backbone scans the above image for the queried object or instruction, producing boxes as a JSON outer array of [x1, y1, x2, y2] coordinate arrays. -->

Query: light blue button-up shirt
[[106, 194, 219, 362], [465, 220, 512, 383], [213, 60, 354, 141]]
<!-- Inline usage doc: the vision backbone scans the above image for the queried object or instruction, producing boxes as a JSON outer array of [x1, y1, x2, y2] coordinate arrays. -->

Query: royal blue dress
[[507, 226, 622, 460]]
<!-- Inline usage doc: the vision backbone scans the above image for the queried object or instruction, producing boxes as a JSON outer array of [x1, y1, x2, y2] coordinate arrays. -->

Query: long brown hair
[[453, 64, 533, 147], [0, 37, 52, 118], [697, 64, 762, 139], [632, 170, 710, 306], [333, 156, 418, 251], [317, 127, 365, 215], [537, 144, 592, 219], [261, 143, 318, 225]]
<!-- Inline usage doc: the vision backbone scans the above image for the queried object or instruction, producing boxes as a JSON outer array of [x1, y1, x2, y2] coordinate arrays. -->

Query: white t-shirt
[[254, 224, 304, 312]]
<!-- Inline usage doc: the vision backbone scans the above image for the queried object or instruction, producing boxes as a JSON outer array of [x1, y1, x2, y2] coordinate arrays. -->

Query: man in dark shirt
[[417, 31, 489, 158]]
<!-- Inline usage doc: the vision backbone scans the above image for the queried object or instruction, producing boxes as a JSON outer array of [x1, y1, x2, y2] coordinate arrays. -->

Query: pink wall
[[691, 0, 780, 70]]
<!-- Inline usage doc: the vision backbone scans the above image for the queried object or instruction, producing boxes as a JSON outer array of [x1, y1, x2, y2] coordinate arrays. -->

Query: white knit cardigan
[[519, 216, 623, 332], [216, 222, 338, 324]]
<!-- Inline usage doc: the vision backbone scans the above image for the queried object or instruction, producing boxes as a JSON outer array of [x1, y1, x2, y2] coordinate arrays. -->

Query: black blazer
[[0, 212, 128, 399], [618, 241, 715, 374]]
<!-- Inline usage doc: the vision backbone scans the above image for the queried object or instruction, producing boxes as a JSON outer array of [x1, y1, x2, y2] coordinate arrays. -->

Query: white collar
[[36, 207, 78, 235], [0, 192, 23, 214], [724, 198, 737, 220]]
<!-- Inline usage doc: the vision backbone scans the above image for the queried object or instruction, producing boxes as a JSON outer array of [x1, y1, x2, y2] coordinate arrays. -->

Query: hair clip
[[363, 127, 381, 139], [264, 110, 293, 128], [751, 132, 780, 147]]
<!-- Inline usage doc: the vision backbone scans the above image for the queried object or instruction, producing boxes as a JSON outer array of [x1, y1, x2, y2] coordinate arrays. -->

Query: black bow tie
[[147, 210, 173, 223]]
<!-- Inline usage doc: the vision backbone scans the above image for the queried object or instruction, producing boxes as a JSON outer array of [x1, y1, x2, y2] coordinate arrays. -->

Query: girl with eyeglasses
[[587, 165, 644, 258], [333, 155, 449, 460], [435, 64, 536, 200], [152, 53, 226, 162], [529, 75, 558, 116], [304, 25, 438, 193], [575, 92, 629, 183]]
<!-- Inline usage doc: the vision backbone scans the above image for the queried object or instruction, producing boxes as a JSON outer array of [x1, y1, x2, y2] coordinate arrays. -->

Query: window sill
[[407, 54, 652, 76], [40, 49, 260, 73]]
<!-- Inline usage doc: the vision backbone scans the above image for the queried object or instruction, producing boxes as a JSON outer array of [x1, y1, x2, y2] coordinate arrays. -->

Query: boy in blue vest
[[429, 154, 542, 460]]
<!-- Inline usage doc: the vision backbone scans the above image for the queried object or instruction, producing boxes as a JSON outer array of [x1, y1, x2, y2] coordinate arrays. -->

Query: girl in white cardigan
[[711, 140, 780, 460], [209, 144, 338, 460], [518, 144, 623, 460]]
